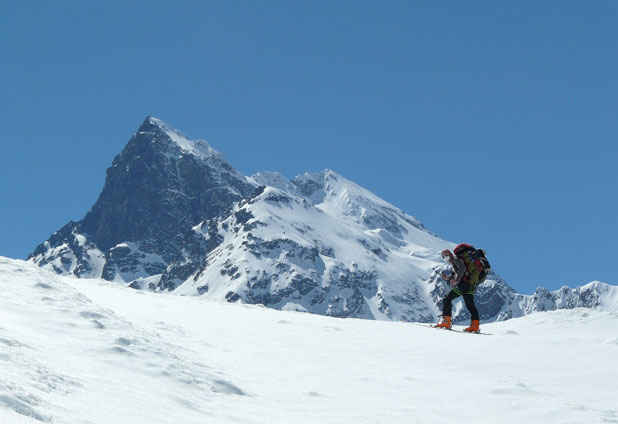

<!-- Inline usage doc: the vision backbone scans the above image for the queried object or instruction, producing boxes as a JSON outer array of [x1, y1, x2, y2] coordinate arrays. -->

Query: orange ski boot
[[464, 320, 480, 333], [435, 316, 452, 329]]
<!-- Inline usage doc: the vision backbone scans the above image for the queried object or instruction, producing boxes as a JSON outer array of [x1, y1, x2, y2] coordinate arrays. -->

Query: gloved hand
[[440, 270, 457, 287]]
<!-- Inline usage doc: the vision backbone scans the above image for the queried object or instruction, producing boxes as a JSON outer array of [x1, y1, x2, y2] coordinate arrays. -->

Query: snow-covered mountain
[[155, 170, 450, 322], [29, 118, 617, 323], [2, 256, 618, 424]]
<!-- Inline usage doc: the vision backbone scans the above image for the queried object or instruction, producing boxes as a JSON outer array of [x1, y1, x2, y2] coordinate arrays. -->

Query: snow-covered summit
[[144, 116, 223, 161], [291, 169, 429, 238], [254, 169, 429, 238], [250, 171, 301, 195]]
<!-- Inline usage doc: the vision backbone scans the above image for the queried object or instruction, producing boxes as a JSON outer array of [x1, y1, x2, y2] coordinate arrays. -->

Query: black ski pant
[[442, 281, 480, 321]]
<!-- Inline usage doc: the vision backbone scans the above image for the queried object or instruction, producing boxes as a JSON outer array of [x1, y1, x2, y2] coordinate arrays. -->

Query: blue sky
[[1, 1, 616, 294]]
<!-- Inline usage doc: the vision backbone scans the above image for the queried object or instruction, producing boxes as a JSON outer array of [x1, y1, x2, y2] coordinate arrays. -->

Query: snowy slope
[[1, 256, 617, 424]]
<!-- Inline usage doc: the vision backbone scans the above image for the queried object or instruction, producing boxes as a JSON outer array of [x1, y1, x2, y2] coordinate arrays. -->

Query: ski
[[429, 324, 465, 333], [416, 323, 492, 335]]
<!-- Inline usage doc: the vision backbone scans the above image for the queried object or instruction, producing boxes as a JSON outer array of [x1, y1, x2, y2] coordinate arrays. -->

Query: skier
[[435, 249, 480, 332]]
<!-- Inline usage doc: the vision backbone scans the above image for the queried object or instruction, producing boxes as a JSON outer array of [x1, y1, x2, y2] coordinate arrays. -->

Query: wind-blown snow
[[1, 256, 617, 423]]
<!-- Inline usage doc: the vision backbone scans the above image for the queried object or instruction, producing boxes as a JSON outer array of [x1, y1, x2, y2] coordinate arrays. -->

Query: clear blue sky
[[1, 1, 616, 294]]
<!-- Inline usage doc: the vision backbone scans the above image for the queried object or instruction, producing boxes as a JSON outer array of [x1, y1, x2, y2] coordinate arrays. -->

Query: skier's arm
[[452, 257, 466, 283], [441, 268, 457, 287]]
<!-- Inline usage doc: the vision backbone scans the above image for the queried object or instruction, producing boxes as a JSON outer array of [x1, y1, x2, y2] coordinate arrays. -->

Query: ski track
[[1, 257, 617, 423]]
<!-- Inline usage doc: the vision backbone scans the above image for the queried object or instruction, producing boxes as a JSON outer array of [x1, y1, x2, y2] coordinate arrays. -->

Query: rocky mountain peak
[[30, 117, 257, 281]]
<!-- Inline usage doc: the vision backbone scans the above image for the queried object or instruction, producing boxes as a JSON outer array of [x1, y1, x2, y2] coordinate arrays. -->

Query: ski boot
[[464, 320, 480, 333], [435, 316, 452, 329]]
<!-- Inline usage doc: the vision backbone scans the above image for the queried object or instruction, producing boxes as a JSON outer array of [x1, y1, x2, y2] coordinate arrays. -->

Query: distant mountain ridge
[[29, 117, 618, 322]]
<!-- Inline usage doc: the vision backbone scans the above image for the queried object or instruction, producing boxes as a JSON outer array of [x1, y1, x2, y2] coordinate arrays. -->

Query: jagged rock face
[[516, 282, 615, 314], [81, 118, 255, 254], [29, 221, 104, 277], [29, 117, 256, 280]]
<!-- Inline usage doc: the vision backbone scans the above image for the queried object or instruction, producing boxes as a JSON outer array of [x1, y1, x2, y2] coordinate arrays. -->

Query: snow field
[[1, 256, 617, 423]]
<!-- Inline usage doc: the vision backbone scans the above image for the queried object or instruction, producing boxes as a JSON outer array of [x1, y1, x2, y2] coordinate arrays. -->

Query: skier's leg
[[462, 290, 481, 332], [441, 289, 461, 318], [437, 289, 461, 327], [462, 292, 479, 321]]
